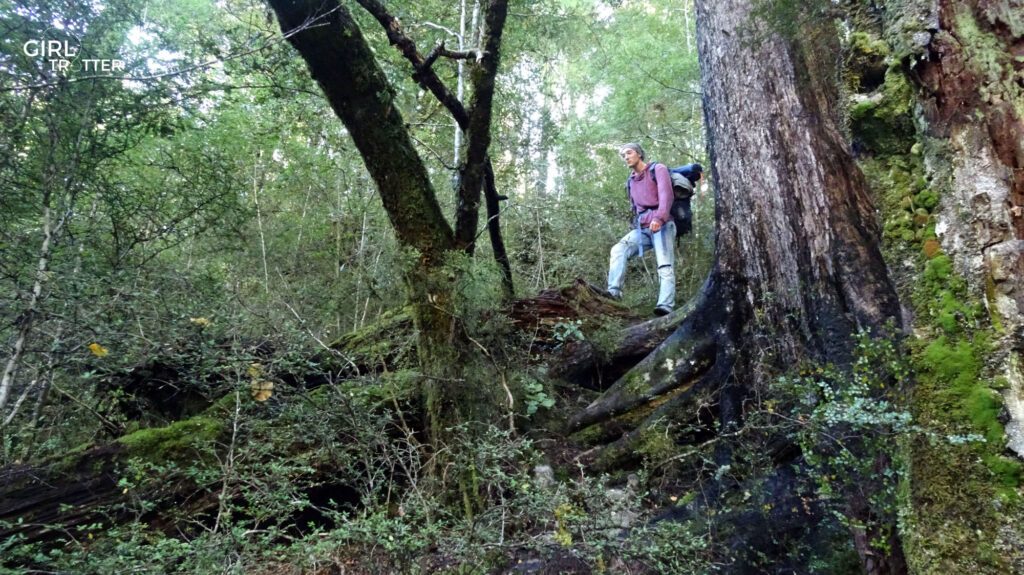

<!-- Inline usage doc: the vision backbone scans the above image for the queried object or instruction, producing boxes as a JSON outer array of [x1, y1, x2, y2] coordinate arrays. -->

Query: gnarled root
[[566, 278, 741, 471]]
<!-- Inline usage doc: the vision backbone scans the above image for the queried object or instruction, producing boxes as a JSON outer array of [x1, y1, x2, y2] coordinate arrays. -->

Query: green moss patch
[[118, 415, 224, 462], [849, 68, 916, 154], [851, 48, 1022, 573]]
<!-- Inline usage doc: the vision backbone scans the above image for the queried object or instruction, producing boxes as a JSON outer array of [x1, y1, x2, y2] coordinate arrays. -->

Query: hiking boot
[[653, 305, 672, 317], [605, 289, 622, 301]]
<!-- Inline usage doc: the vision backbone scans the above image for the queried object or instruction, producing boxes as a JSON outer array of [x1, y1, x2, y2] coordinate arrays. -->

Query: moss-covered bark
[[844, 2, 1024, 571]]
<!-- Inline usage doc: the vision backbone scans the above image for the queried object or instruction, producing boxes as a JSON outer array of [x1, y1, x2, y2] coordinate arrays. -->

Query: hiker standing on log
[[607, 142, 677, 317]]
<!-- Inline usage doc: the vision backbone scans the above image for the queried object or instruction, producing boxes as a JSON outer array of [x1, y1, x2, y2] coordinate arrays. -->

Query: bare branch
[[353, 0, 469, 128], [421, 21, 460, 39], [424, 41, 482, 68]]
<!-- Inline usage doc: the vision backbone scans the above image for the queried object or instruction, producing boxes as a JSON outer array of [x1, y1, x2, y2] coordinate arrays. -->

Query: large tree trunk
[[573, 0, 906, 572], [906, 0, 1024, 436], [870, 2, 1024, 572], [702, 6, 901, 358], [698, 1, 904, 569]]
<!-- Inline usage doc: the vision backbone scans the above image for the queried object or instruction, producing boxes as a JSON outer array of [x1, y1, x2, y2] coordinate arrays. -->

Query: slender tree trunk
[[0, 121, 71, 419], [253, 151, 270, 294], [0, 200, 54, 416], [267, 0, 509, 466], [453, 0, 509, 253]]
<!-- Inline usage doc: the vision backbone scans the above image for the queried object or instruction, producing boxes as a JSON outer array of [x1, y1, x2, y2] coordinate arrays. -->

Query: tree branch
[[424, 41, 483, 67], [454, 0, 509, 252], [353, 0, 511, 293], [267, 0, 455, 263], [352, 0, 469, 128], [585, 351, 735, 473]]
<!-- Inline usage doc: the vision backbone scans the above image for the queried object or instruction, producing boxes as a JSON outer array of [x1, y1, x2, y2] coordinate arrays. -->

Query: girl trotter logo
[[23, 32, 124, 73]]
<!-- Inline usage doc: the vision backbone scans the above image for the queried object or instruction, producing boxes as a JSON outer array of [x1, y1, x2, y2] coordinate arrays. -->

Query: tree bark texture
[[572, 1, 907, 572], [894, 0, 1024, 450], [698, 1, 904, 570], [698, 1, 901, 360], [868, 2, 1024, 572], [911, 0, 1024, 317]]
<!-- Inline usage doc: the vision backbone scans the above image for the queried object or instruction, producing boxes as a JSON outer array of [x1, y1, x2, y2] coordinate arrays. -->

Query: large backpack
[[625, 162, 702, 237]]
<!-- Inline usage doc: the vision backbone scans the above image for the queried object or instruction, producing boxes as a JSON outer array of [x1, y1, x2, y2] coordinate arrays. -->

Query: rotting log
[[0, 393, 361, 555], [0, 444, 126, 545], [0, 407, 230, 551], [325, 278, 660, 388], [508, 278, 633, 336]]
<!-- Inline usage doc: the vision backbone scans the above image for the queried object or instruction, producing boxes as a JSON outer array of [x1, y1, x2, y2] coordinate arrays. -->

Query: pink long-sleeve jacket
[[626, 162, 673, 228]]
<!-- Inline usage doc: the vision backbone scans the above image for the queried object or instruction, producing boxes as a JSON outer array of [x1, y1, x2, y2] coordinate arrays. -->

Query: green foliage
[[552, 319, 585, 348], [520, 375, 556, 416], [775, 332, 913, 555], [621, 519, 710, 573], [0, 1, 721, 572], [848, 68, 916, 155]]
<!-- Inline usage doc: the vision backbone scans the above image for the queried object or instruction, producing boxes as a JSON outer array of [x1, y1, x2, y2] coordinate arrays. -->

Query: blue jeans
[[607, 221, 676, 309]]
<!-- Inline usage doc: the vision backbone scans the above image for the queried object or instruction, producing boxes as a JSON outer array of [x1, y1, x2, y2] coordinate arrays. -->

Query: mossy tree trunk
[[870, 1, 1024, 572], [265, 0, 507, 458]]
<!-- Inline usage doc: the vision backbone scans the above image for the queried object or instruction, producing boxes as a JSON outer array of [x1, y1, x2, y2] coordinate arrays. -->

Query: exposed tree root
[[568, 333, 716, 432], [550, 293, 695, 389], [585, 351, 735, 472], [565, 282, 722, 423]]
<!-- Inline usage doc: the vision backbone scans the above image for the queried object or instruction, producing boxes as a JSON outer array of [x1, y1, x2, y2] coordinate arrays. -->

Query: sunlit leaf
[[250, 380, 274, 401], [88, 343, 109, 358], [247, 362, 264, 379]]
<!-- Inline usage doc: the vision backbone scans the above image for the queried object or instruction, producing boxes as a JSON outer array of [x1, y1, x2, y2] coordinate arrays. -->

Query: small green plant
[[552, 319, 585, 348], [523, 379, 556, 416], [623, 520, 711, 573]]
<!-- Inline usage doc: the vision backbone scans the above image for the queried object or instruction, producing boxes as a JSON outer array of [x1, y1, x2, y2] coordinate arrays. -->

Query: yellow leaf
[[250, 380, 274, 402], [88, 343, 109, 358], [189, 317, 211, 327], [247, 363, 263, 379]]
